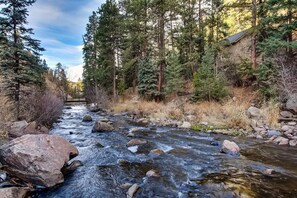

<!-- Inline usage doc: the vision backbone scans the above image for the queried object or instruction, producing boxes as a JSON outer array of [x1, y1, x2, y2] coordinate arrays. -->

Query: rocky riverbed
[[37, 105, 297, 197]]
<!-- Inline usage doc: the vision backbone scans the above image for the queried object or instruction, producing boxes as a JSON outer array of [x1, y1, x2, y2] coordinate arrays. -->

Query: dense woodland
[[82, 0, 297, 103]]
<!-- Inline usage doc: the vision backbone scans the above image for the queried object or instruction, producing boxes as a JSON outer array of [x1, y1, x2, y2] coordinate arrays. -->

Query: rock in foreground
[[221, 140, 240, 155], [0, 187, 30, 198], [0, 134, 79, 187], [92, 121, 114, 132]]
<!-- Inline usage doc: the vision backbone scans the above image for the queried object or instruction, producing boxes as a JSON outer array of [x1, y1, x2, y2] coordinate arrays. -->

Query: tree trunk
[[157, 7, 165, 102], [251, 0, 257, 70]]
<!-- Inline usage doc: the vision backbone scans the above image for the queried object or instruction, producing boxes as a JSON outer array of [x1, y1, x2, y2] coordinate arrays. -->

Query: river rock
[[130, 128, 140, 133], [267, 130, 281, 137], [246, 107, 261, 118], [288, 122, 296, 126], [120, 183, 133, 189], [221, 140, 240, 155], [8, 121, 28, 138], [0, 134, 79, 187], [281, 125, 292, 132], [263, 169, 275, 175], [180, 122, 191, 129], [280, 111, 293, 118], [127, 139, 147, 147], [149, 149, 165, 155], [146, 170, 160, 177], [9, 121, 49, 138], [92, 121, 114, 132], [273, 136, 289, 145], [289, 140, 297, 147], [286, 94, 297, 113], [0, 187, 30, 198], [126, 184, 140, 198], [82, 114, 92, 122]]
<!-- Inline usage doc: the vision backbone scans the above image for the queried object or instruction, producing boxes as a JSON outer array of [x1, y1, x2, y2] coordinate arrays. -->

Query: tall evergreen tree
[[0, 0, 45, 119]]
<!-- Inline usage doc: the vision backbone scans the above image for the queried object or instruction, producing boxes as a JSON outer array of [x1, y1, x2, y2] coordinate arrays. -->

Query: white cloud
[[67, 65, 83, 82]]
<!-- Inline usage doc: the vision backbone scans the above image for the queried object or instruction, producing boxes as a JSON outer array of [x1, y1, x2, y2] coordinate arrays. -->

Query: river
[[37, 105, 297, 198]]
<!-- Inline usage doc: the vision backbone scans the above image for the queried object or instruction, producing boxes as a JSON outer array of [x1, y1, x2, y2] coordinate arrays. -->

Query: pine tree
[[165, 52, 184, 95], [138, 57, 157, 100], [193, 48, 228, 101], [0, 0, 45, 119]]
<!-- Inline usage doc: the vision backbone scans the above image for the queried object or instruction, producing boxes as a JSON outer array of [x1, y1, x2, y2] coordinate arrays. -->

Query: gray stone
[[289, 140, 297, 146], [92, 121, 114, 132], [126, 184, 140, 198], [146, 170, 160, 177], [256, 135, 263, 139], [273, 136, 289, 145], [280, 111, 293, 118], [82, 115, 92, 122], [180, 122, 191, 129], [263, 169, 275, 175], [281, 125, 293, 132], [288, 122, 296, 126], [221, 140, 240, 155], [267, 130, 281, 137], [286, 94, 297, 113], [246, 107, 261, 118]]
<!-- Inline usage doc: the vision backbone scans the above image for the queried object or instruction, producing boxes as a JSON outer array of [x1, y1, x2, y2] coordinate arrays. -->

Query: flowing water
[[38, 105, 297, 198]]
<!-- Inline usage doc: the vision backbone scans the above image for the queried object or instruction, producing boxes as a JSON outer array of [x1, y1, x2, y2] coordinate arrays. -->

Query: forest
[[82, 0, 297, 105]]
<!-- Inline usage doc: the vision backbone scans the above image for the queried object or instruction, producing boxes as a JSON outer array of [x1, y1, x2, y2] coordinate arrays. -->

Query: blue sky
[[27, 0, 104, 81]]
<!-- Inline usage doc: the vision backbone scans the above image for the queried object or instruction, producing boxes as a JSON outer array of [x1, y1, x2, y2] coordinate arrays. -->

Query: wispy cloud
[[25, 0, 104, 81]]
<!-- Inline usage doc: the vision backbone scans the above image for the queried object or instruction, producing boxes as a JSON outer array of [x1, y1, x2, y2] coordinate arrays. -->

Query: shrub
[[22, 90, 64, 127]]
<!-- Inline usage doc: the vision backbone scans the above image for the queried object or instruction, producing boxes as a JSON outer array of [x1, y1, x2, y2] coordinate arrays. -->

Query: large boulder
[[9, 121, 48, 138], [82, 114, 93, 122], [286, 94, 297, 113], [0, 134, 79, 187], [221, 140, 240, 155], [0, 187, 30, 198], [92, 121, 114, 132]]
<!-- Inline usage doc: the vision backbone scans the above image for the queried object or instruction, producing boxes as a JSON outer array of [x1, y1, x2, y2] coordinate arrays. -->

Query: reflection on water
[[38, 105, 297, 198]]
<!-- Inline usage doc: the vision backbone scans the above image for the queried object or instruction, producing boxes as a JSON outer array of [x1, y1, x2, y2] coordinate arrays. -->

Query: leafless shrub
[[85, 86, 110, 109], [21, 90, 64, 127], [274, 54, 297, 102]]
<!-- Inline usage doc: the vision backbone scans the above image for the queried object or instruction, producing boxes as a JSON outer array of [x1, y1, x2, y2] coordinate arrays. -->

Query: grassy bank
[[112, 88, 280, 133]]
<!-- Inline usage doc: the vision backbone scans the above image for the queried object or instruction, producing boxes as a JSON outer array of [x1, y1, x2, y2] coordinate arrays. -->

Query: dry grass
[[113, 87, 281, 131]]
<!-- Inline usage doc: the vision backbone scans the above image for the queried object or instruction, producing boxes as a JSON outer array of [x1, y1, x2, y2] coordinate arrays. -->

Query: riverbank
[[111, 88, 297, 147]]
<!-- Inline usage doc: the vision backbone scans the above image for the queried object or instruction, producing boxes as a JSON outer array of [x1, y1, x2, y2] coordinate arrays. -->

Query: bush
[[22, 90, 64, 127], [193, 48, 228, 101]]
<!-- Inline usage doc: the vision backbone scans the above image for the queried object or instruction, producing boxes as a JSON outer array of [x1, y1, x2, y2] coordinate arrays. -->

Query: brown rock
[[126, 139, 147, 147], [0, 187, 30, 198], [126, 184, 140, 198], [9, 121, 49, 138], [273, 136, 289, 145], [8, 121, 28, 138], [150, 149, 165, 155], [221, 140, 240, 155], [92, 121, 114, 132], [0, 134, 79, 187]]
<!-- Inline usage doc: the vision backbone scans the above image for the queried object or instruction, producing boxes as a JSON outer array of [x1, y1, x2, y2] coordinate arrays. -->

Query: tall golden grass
[[113, 88, 280, 131]]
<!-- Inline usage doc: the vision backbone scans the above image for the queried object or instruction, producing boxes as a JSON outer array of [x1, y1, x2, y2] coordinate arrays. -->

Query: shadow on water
[[37, 105, 297, 198]]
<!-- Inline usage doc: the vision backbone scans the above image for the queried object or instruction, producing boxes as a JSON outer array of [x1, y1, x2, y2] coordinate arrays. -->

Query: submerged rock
[[149, 149, 165, 156], [127, 139, 147, 147], [92, 121, 114, 132], [82, 114, 93, 122], [61, 160, 83, 175], [146, 170, 160, 177], [221, 140, 240, 155], [0, 134, 79, 187], [0, 187, 30, 198], [126, 183, 140, 198]]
